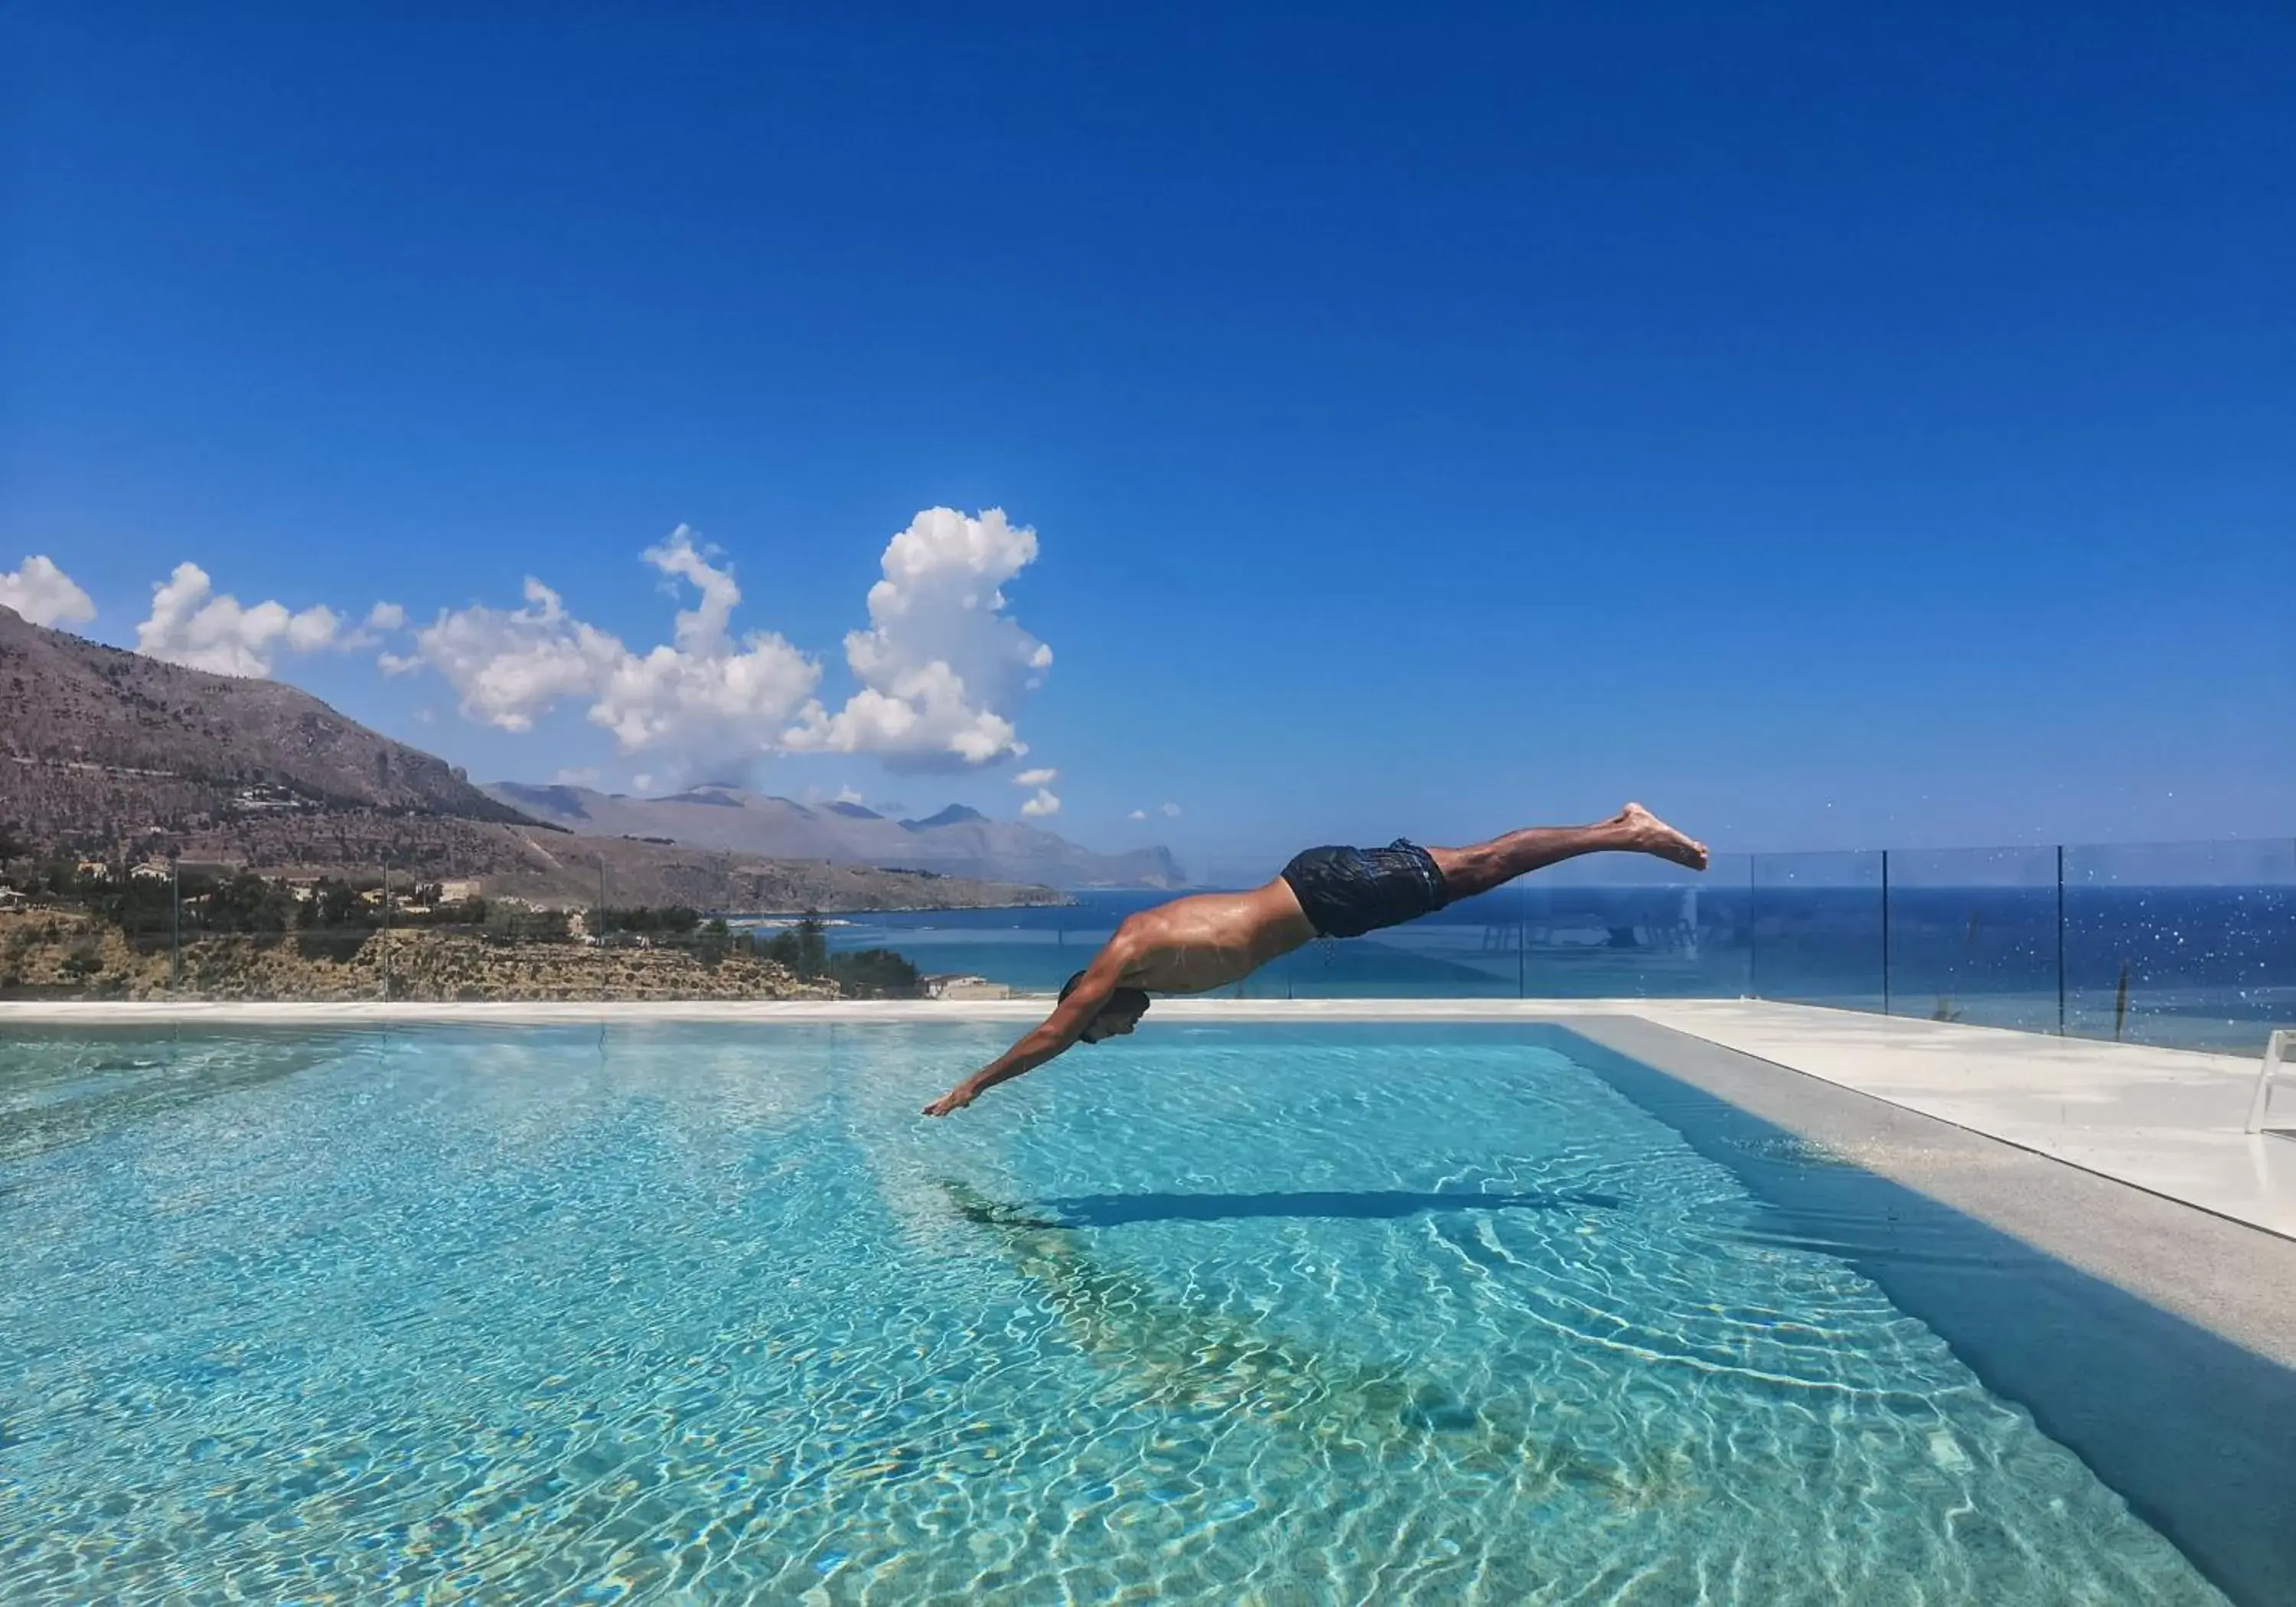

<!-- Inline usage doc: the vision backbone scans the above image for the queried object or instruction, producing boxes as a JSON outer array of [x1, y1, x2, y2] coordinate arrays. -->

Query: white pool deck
[[4, 996, 2292, 1243]]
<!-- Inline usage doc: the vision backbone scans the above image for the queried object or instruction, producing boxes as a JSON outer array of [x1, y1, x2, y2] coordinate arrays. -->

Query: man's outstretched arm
[[923, 957, 1125, 1116]]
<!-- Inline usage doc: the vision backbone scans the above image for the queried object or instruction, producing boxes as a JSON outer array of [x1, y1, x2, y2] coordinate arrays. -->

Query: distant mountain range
[[0, 605, 1063, 913], [484, 782, 1188, 889]]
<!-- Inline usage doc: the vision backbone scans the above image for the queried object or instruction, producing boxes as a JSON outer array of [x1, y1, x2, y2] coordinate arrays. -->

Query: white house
[[924, 973, 1013, 1001]]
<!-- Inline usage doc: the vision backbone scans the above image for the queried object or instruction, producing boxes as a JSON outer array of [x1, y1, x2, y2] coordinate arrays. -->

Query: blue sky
[[4, 2, 2291, 860]]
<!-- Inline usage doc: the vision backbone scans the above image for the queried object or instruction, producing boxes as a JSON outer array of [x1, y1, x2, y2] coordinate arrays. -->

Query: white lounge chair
[[2243, 1029, 2294, 1135]]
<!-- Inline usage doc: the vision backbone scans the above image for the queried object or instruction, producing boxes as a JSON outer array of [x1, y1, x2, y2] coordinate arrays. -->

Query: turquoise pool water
[[0, 1024, 2227, 1604]]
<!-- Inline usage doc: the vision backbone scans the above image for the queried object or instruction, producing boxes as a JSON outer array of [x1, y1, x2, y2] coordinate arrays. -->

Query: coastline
[[729, 894, 1081, 921]]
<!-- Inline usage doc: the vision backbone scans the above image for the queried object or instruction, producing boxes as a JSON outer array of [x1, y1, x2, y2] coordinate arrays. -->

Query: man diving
[[923, 803, 1707, 1116]]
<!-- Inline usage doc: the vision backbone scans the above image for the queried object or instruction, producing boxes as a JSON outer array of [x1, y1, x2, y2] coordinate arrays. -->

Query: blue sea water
[[0, 1024, 2228, 1603], [801, 878, 2296, 1053]]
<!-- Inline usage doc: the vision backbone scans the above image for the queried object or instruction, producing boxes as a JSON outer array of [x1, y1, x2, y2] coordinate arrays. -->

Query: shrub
[[696, 917, 731, 968], [830, 947, 921, 999], [755, 911, 830, 977]]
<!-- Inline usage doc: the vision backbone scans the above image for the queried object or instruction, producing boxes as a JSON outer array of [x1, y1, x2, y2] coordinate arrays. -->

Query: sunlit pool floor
[[0, 1023, 2227, 1603]]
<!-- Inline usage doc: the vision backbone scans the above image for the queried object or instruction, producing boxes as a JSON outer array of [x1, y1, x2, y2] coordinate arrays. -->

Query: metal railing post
[[1517, 884, 1526, 999], [2056, 844, 2066, 1035], [1747, 856, 1760, 1000], [1880, 849, 1891, 1017]]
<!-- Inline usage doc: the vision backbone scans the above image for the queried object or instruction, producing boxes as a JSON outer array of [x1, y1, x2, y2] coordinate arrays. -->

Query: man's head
[[1062, 970, 1150, 1042]]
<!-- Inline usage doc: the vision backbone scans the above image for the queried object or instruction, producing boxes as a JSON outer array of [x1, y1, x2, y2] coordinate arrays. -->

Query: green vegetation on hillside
[[0, 852, 925, 1000], [726, 910, 921, 998]]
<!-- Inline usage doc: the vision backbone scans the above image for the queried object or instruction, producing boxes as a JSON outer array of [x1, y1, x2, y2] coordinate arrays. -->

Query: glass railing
[[3, 837, 2290, 1055], [1880, 846, 2062, 1033], [2063, 839, 2296, 1051], [1747, 850, 1884, 1014], [1738, 841, 2296, 1051]]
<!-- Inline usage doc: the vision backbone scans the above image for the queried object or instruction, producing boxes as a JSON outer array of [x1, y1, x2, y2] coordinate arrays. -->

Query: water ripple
[[0, 1023, 2225, 1604]]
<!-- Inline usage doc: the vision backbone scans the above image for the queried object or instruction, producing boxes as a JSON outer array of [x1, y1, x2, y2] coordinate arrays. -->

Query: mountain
[[902, 804, 987, 830], [484, 781, 1188, 888], [0, 602, 525, 832], [0, 607, 1063, 912], [0, 606, 526, 822]]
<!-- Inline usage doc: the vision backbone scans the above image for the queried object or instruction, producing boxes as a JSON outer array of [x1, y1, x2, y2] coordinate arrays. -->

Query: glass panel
[[1749, 851, 1885, 1013], [11, 840, 2289, 1029], [1521, 852, 1753, 999], [1286, 883, 1524, 999], [2063, 839, 2296, 1054], [811, 907, 1094, 999], [1883, 847, 2060, 1032]]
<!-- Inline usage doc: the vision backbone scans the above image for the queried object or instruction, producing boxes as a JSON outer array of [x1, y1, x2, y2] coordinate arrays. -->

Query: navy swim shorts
[[1280, 839, 1451, 940]]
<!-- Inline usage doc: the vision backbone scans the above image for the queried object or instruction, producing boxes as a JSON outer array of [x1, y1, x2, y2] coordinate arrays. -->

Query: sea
[[748, 878, 2296, 1056]]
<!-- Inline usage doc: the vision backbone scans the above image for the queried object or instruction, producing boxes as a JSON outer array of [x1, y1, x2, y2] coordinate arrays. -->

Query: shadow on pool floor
[[1013, 1186, 1623, 1228], [936, 1179, 1698, 1507]]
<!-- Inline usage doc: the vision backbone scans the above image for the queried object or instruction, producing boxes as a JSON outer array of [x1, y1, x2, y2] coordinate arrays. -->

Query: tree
[[829, 947, 921, 999], [206, 871, 290, 934], [308, 878, 365, 929], [697, 916, 730, 967], [795, 909, 828, 979], [762, 927, 801, 970]]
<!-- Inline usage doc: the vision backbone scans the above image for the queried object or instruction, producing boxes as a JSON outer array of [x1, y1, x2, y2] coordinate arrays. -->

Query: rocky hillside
[[484, 782, 1188, 888], [0, 604, 526, 836], [0, 607, 1064, 912], [150, 809, 1064, 912], [0, 908, 845, 1002]]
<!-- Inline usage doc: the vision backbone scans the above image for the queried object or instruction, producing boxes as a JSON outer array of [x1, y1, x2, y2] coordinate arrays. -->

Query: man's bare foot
[[1619, 803, 1708, 871]]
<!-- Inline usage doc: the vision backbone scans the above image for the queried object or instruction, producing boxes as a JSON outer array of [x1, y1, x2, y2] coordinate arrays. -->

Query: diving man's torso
[[1107, 880, 1318, 995]]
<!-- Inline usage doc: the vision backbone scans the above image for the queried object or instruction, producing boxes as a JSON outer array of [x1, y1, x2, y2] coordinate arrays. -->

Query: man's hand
[[918, 966, 1122, 1119], [923, 1081, 979, 1117]]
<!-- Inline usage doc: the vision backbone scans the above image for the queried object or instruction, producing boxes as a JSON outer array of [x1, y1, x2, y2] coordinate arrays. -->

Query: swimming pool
[[0, 1023, 2244, 1602]]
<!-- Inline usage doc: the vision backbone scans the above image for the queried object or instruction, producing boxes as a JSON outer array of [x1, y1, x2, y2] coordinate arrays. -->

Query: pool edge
[[1554, 1015, 2296, 1607]]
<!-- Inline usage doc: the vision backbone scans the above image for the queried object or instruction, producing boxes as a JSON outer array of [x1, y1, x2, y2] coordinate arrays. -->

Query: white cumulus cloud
[[394, 528, 820, 775], [0, 555, 96, 627], [784, 507, 1050, 771], [337, 598, 409, 652], [382, 508, 1055, 781], [1128, 809, 1148, 821], [393, 577, 622, 726], [588, 532, 820, 759], [1013, 767, 1058, 787], [1019, 787, 1061, 818], [1160, 801, 1183, 818], [135, 562, 344, 677]]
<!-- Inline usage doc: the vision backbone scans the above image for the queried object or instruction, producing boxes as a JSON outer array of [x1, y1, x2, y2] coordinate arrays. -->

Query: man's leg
[[1427, 803, 1707, 901]]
